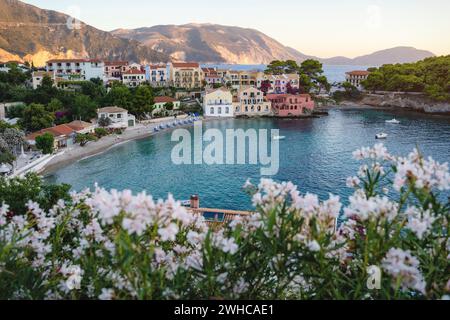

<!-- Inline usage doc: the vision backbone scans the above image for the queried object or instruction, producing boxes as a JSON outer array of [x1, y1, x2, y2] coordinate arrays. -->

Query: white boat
[[272, 136, 286, 140], [180, 200, 191, 207], [386, 118, 400, 124], [376, 133, 388, 139]]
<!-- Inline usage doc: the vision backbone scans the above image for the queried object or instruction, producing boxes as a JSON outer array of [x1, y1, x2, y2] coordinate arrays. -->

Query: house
[[129, 62, 143, 70], [266, 94, 315, 117], [224, 70, 258, 90], [152, 96, 181, 116], [146, 64, 168, 87], [65, 120, 96, 134], [97, 106, 136, 128], [26, 124, 77, 150], [31, 71, 65, 89], [104, 61, 129, 80], [0, 61, 29, 73], [169, 62, 202, 89], [203, 88, 234, 118], [256, 73, 300, 94], [345, 70, 370, 90], [233, 87, 272, 117], [122, 69, 146, 87], [46, 59, 105, 81], [202, 68, 223, 86]]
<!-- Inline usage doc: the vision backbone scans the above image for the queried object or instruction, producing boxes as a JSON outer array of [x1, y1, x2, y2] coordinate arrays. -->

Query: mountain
[[112, 24, 435, 66], [321, 47, 436, 66], [112, 24, 313, 64], [0, 0, 169, 66]]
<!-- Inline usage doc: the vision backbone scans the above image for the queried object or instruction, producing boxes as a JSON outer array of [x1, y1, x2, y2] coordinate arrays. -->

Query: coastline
[[41, 116, 197, 176]]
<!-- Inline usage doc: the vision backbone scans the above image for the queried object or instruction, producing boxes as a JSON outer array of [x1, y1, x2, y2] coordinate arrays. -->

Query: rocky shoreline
[[355, 92, 450, 114]]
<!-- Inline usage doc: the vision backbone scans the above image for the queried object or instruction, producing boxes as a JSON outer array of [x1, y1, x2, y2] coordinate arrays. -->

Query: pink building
[[266, 94, 315, 117], [104, 61, 130, 79]]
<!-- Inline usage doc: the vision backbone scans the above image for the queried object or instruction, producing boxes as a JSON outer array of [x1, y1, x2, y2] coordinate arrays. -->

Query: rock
[[360, 93, 450, 114]]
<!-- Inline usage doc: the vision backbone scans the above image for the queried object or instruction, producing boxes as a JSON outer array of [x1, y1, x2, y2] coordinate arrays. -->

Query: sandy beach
[[41, 115, 194, 175]]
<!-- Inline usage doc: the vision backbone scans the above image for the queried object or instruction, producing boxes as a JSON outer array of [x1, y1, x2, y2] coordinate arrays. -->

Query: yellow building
[[233, 87, 272, 117], [169, 62, 203, 89]]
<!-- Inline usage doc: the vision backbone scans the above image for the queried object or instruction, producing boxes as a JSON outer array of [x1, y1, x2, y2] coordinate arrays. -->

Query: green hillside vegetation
[[362, 55, 450, 102]]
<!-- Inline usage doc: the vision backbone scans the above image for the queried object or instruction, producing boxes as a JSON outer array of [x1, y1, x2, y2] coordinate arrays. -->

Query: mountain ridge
[[0, 0, 170, 66]]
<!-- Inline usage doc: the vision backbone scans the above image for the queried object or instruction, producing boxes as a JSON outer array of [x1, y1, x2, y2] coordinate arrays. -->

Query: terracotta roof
[[26, 124, 76, 141], [105, 61, 129, 66], [32, 71, 52, 77], [172, 62, 199, 68], [46, 59, 103, 64], [98, 106, 127, 113], [66, 120, 94, 131], [154, 96, 178, 103], [346, 70, 370, 76], [149, 64, 166, 69], [124, 69, 145, 75]]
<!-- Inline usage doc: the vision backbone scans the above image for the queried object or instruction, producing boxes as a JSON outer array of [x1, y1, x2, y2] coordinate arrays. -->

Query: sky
[[21, 0, 450, 58]]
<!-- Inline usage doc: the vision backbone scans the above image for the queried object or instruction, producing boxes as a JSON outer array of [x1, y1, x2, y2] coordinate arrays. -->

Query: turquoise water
[[45, 109, 450, 210]]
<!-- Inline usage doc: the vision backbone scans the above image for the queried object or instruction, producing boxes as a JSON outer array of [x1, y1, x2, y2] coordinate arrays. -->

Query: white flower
[[158, 223, 179, 242], [382, 248, 426, 294], [99, 288, 114, 300], [346, 176, 361, 188], [307, 240, 321, 252], [221, 237, 238, 255]]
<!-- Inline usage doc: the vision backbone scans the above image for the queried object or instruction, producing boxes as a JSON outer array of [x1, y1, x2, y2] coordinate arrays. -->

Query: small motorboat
[[272, 135, 286, 140], [386, 118, 400, 124], [153, 127, 159, 132], [180, 200, 191, 207], [376, 133, 388, 139]]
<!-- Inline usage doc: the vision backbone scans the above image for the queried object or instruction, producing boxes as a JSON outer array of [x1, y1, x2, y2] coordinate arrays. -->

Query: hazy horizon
[[20, 0, 450, 58]]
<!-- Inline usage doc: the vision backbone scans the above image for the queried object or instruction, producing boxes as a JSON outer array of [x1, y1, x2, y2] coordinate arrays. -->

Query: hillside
[[0, 0, 169, 66]]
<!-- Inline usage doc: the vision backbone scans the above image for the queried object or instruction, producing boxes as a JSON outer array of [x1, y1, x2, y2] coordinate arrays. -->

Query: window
[[218, 107, 222, 114], [117, 114, 122, 119], [226, 107, 230, 114], [210, 107, 214, 114]]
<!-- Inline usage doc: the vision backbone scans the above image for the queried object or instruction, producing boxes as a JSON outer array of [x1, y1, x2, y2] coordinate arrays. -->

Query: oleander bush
[[0, 144, 449, 300]]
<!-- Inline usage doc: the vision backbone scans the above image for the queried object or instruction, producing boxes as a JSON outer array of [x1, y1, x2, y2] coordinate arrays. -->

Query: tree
[[164, 102, 174, 112], [286, 82, 299, 95], [0, 173, 71, 215], [0, 149, 15, 166], [265, 60, 300, 75], [361, 71, 385, 91], [94, 127, 109, 138], [300, 59, 324, 78], [0, 128, 26, 155], [71, 94, 97, 121], [35, 133, 54, 154], [20, 103, 55, 132], [259, 80, 272, 95], [104, 84, 132, 109], [5, 103, 26, 119], [98, 117, 112, 128], [75, 133, 97, 147], [316, 75, 331, 94], [131, 85, 154, 119], [46, 98, 63, 112]]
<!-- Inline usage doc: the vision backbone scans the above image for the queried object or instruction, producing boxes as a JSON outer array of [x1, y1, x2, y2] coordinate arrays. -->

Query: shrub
[[35, 132, 54, 154], [0, 145, 448, 300], [94, 128, 109, 138]]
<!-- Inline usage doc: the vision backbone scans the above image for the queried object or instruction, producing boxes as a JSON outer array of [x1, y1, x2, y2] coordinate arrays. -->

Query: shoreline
[[41, 116, 197, 176]]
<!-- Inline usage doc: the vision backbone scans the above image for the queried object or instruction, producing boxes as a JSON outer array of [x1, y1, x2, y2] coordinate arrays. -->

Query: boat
[[386, 118, 400, 124], [153, 128, 159, 132], [272, 136, 286, 140], [376, 133, 388, 139], [180, 200, 191, 207]]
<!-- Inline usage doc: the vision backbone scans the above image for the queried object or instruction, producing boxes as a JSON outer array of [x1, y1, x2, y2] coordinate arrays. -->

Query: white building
[[146, 64, 168, 87], [46, 59, 105, 81], [345, 71, 370, 90], [97, 106, 136, 128], [203, 88, 234, 118], [256, 73, 300, 94], [0, 61, 29, 73], [122, 69, 146, 87]]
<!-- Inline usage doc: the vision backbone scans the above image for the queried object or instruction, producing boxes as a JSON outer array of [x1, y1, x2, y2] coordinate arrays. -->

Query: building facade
[[345, 70, 370, 90], [146, 64, 169, 87], [152, 96, 181, 116], [46, 59, 105, 81], [97, 106, 136, 128], [256, 73, 300, 94], [104, 61, 129, 80], [122, 69, 146, 87], [266, 94, 314, 117], [234, 87, 272, 117], [203, 88, 234, 118], [169, 62, 202, 89]]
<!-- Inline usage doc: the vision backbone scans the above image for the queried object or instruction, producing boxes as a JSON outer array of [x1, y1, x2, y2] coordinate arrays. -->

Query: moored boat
[[376, 133, 388, 139], [386, 118, 400, 124]]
